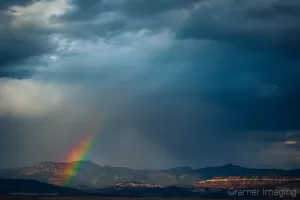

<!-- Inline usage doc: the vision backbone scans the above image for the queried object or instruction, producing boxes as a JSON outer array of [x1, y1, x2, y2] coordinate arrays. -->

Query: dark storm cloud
[[57, 0, 198, 38], [177, 0, 300, 56], [64, 0, 199, 20], [59, 0, 108, 21], [112, 0, 200, 18], [0, 3, 55, 78], [0, 0, 34, 9]]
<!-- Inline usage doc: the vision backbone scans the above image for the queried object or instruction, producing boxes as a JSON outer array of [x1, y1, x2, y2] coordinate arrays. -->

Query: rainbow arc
[[62, 135, 95, 185]]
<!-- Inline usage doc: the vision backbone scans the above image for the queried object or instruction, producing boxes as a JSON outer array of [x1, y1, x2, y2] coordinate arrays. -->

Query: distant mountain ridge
[[1, 160, 300, 188]]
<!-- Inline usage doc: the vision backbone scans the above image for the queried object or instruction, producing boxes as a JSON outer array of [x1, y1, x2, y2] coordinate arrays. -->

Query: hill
[[0, 178, 82, 195], [0, 161, 300, 188]]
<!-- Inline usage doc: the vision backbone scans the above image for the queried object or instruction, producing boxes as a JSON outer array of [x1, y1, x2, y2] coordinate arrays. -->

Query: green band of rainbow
[[62, 135, 95, 185]]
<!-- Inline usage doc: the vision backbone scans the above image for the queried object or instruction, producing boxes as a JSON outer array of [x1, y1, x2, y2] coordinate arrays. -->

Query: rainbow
[[62, 135, 95, 185], [58, 114, 108, 186], [62, 135, 96, 185]]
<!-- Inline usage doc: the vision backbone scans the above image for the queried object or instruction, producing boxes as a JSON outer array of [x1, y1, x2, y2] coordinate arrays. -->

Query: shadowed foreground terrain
[[0, 197, 295, 200]]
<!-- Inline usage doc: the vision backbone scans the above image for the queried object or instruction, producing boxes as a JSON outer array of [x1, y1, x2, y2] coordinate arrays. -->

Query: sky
[[1, 0, 300, 169]]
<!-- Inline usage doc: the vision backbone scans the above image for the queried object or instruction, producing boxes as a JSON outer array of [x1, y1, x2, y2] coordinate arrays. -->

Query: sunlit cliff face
[[284, 141, 298, 145], [196, 177, 300, 189]]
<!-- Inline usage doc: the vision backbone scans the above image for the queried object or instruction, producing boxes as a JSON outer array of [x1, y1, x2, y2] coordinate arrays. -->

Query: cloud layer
[[1, 0, 300, 169]]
